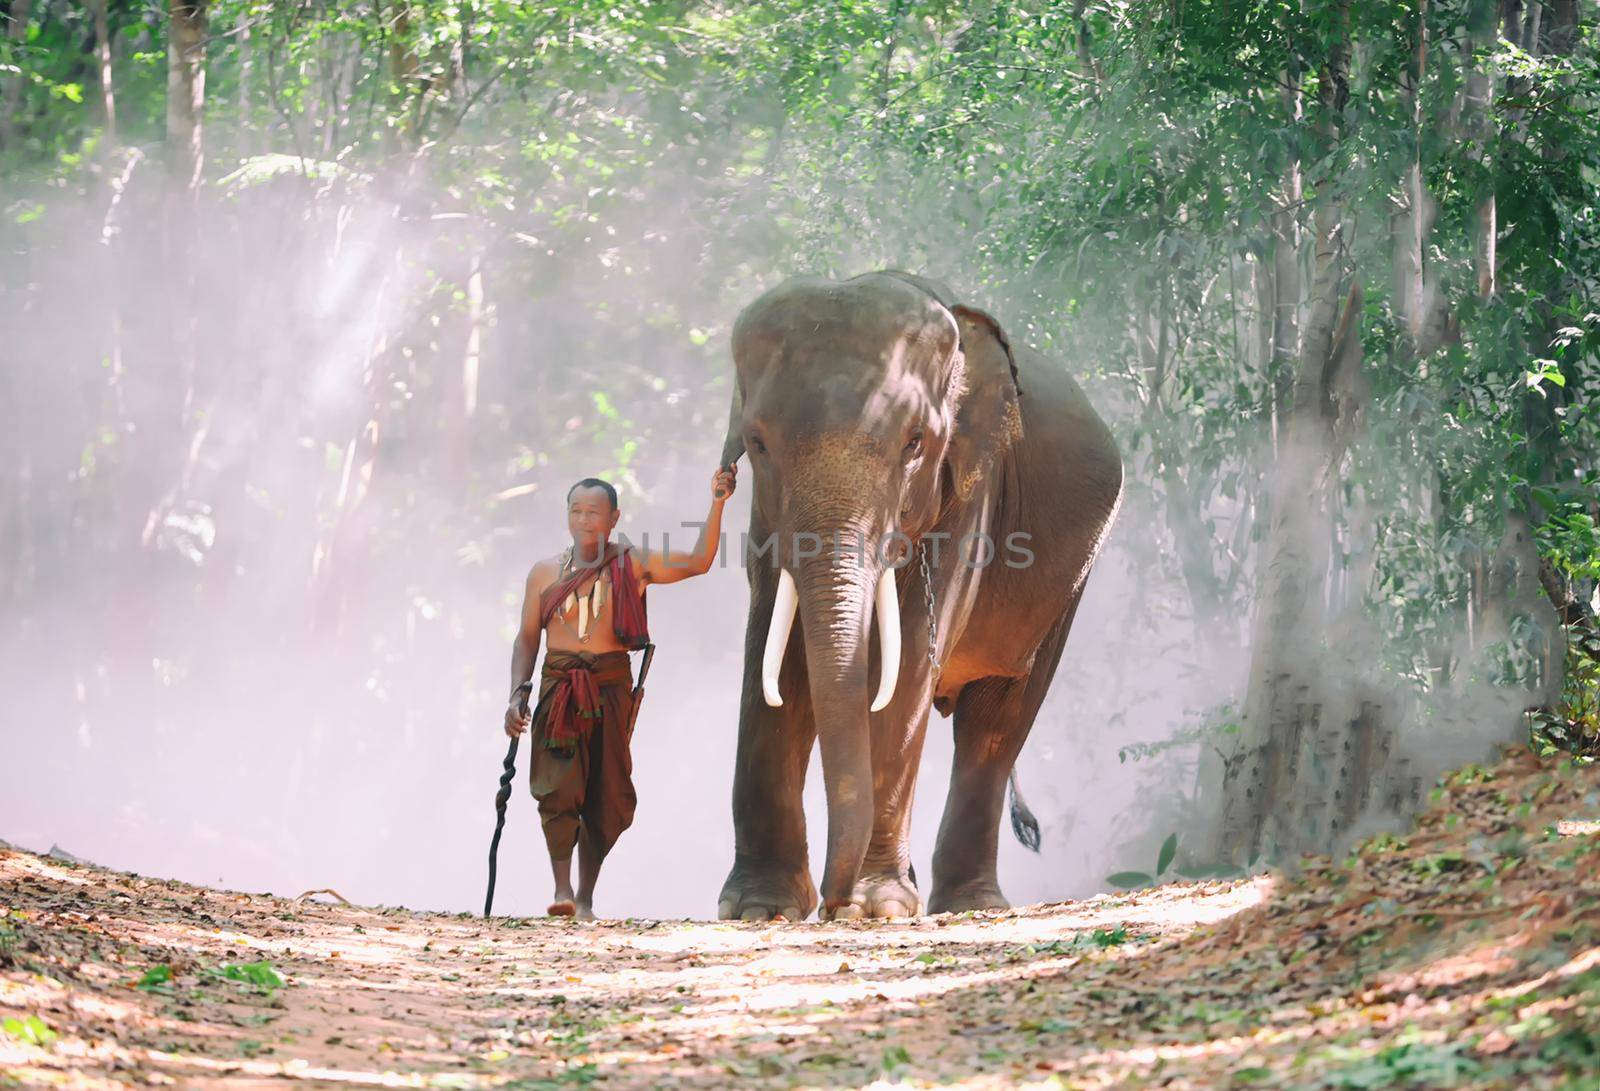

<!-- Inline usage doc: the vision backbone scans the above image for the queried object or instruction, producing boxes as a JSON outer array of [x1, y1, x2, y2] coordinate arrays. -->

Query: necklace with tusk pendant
[[558, 549, 609, 643]]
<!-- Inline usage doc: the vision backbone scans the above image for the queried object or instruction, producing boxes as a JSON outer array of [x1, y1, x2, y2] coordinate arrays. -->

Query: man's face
[[567, 486, 619, 549]]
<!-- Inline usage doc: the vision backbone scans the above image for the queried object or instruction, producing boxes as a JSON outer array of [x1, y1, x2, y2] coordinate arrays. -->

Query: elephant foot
[[927, 881, 1010, 915], [718, 861, 817, 923], [820, 869, 923, 921]]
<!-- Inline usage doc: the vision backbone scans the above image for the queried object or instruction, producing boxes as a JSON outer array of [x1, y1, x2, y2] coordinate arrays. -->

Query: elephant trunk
[[795, 545, 877, 913], [762, 564, 900, 713]]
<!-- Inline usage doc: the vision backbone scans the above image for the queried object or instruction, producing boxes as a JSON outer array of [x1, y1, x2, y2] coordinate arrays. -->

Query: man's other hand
[[712, 465, 737, 501], [505, 700, 531, 738]]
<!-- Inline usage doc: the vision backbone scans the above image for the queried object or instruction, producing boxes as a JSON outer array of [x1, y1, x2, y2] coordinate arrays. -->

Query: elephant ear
[[943, 304, 1023, 505]]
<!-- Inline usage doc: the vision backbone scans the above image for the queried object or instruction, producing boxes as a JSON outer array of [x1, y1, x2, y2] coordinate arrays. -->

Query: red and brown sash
[[537, 542, 649, 649], [531, 543, 648, 751], [537, 651, 632, 751]]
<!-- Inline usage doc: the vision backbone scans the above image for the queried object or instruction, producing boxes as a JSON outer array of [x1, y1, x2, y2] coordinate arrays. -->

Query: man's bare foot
[[547, 897, 577, 917]]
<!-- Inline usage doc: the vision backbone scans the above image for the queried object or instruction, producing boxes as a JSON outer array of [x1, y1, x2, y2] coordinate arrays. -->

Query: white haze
[[1, 479, 1227, 920], [1, 99, 1259, 920]]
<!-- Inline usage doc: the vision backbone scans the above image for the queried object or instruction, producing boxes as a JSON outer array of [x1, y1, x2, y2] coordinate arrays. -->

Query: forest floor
[[3, 749, 1598, 1090]]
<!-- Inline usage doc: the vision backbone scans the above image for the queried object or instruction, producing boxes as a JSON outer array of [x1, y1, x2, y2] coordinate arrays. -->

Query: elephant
[[715, 271, 1122, 921]]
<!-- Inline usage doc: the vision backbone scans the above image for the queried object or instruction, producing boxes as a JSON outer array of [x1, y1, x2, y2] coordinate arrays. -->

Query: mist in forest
[[0, 128, 1258, 919], [8, 0, 1572, 916], [0, 186, 1521, 919]]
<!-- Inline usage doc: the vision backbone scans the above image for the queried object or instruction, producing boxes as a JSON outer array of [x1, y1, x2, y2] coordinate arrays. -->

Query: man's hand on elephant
[[712, 465, 737, 502], [504, 700, 531, 739]]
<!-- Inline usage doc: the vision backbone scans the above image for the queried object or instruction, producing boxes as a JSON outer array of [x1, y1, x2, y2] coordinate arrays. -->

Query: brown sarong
[[528, 650, 637, 860]]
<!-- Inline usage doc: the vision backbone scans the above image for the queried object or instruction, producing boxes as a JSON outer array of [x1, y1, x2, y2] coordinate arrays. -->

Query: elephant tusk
[[869, 566, 900, 712], [762, 569, 799, 707]]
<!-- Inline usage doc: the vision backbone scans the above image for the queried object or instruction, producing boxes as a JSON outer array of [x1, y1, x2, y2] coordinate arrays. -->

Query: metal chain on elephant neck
[[918, 540, 940, 678]]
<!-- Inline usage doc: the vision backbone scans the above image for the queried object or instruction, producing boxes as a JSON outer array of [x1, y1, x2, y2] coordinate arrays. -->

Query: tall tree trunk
[[310, 20, 428, 631], [1479, 513, 1567, 712], [442, 238, 485, 484], [1493, 0, 1580, 710], [90, 0, 117, 146], [1269, 52, 1302, 457], [311, 254, 400, 634], [1217, 5, 1364, 864], [1137, 272, 1227, 642], [1073, 0, 1102, 91], [387, 2, 421, 152], [236, 8, 252, 155], [1465, 2, 1500, 299], [142, 0, 209, 550], [165, 0, 207, 420], [461, 249, 484, 434], [0, 0, 32, 152], [1396, 0, 1458, 359], [90, 0, 125, 422], [1396, 0, 1428, 344]]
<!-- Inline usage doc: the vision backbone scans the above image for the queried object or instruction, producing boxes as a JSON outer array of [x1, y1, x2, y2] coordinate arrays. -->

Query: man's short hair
[[567, 477, 619, 510]]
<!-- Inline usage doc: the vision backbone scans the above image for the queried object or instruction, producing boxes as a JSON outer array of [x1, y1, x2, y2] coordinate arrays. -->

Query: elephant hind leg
[[928, 592, 1078, 914]]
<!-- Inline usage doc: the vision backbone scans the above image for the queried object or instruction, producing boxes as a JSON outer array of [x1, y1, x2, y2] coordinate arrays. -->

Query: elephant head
[[718, 271, 1023, 912]]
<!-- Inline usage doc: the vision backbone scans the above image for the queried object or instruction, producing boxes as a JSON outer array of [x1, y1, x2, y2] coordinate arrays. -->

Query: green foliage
[[1156, 833, 1178, 878], [1322, 1039, 1481, 1088], [1005, 927, 1141, 963], [1530, 622, 1600, 758], [1106, 871, 1155, 890], [136, 959, 286, 997], [1356, 832, 1410, 857], [503, 1062, 600, 1089], [1410, 851, 1468, 878], [215, 960, 287, 991], [1090, 925, 1129, 948], [1, 1014, 58, 1048], [1445, 764, 1496, 788], [135, 964, 173, 992], [1538, 1025, 1600, 1073], [1108, 831, 1203, 889], [879, 1043, 912, 1075]]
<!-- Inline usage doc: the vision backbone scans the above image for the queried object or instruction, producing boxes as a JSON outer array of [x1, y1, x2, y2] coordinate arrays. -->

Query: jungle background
[[1, 0, 1597, 921]]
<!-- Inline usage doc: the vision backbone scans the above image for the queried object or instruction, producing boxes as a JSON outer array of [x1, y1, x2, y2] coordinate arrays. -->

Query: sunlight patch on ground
[[1377, 935, 1528, 992], [3, 752, 1595, 1091], [0, 858, 1286, 1091]]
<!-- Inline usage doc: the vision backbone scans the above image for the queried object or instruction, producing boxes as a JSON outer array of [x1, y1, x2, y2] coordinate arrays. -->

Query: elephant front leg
[[719, 597, 819, 922], [833, 643, 935, 920]]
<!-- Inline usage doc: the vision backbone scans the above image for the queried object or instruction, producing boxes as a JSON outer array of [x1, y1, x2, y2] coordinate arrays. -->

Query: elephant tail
[[1008, 768, 1041, 853]]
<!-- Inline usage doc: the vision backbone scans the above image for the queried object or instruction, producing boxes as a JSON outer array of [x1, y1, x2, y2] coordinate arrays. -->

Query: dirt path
[[3, 750, 1598, 1089]]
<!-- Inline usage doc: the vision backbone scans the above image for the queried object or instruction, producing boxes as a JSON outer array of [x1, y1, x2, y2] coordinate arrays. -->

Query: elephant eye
[[749, 433, 768, 455], [903, 429, 924, 462]]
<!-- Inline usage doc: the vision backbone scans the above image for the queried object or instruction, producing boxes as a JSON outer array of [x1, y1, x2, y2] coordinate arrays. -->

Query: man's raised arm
[[637, 465, 737, 585]]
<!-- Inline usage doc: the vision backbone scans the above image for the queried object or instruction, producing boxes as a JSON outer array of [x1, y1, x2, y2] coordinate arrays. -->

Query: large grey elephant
[[715, 271, 1122, 921]]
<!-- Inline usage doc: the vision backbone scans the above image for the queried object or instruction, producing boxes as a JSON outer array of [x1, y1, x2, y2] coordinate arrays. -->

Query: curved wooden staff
[[484, 680, 534, 918]]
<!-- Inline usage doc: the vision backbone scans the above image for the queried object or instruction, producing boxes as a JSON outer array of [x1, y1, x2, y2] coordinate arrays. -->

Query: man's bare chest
[[543, 553, 641, 652]]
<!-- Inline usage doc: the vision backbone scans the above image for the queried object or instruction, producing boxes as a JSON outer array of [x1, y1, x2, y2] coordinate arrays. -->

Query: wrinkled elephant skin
[[715, 272, 1123, 921]]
